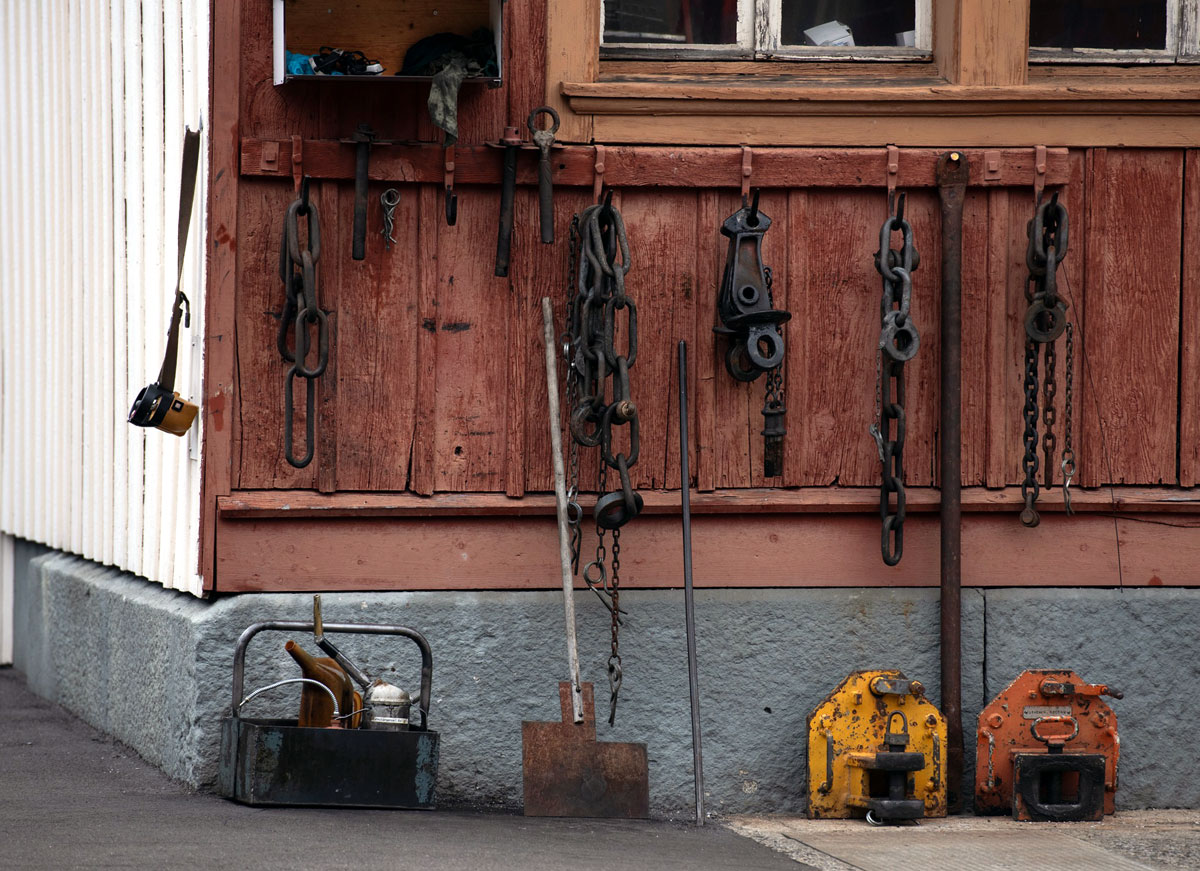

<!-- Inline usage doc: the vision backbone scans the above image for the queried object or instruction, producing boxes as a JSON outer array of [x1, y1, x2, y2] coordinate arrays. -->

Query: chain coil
[[1021, 194, 1070, 527], [278, 182, 328, 469]]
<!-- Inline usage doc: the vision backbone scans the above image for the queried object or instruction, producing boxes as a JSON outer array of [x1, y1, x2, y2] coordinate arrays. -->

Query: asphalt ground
[[5, 666, 1198, 870], [0, 667, 806, 871]]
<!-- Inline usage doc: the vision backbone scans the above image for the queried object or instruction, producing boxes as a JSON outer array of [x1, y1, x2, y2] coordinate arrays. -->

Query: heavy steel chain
[[565, 195, 640, 725], [1061, 323, 1076, 515], [277, 182, 328, 469], [1020, 194, 1069, 527], [872, 194, 920, 566]]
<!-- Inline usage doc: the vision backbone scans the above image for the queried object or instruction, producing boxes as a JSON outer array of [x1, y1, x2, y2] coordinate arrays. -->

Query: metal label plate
[[1022, 705, 1072, 720]]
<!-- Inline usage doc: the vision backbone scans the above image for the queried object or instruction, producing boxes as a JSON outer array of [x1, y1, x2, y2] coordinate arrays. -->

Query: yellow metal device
[[807, 669, 948, 822]]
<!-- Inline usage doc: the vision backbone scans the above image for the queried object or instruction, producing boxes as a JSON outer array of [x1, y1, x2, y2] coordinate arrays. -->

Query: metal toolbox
[[217, 619, 439, 809]]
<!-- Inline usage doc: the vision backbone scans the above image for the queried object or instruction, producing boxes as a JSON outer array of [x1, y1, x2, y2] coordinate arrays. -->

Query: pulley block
[[807, 669, 948, 823], [975, 668, 1122, 821]]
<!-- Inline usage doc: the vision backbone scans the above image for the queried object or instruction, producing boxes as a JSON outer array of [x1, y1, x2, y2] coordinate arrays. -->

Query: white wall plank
[[0, 0, 208, 596]]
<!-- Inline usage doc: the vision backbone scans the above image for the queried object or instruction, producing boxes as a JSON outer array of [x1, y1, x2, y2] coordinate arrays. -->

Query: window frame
[[1028, 0, 1200, 64], [600, 0, 933, 62]]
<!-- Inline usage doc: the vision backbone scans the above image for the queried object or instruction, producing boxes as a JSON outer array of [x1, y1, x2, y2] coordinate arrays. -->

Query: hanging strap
[[155, 127, 202, 393]]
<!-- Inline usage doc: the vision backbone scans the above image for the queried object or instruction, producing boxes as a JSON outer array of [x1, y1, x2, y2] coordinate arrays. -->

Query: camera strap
[[155, 127, 202, 394]]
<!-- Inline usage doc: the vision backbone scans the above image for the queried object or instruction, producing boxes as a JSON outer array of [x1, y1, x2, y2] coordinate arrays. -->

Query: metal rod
[[543, 297, 584, 723], [936, 150, 968, 813], [678, 340, 705, 825]]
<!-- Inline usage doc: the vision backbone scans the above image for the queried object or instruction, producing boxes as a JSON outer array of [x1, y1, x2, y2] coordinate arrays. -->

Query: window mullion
[[757, 0, 781, 55]]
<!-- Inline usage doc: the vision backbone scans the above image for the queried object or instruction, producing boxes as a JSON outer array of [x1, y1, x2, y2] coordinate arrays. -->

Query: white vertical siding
[[0, 0, 210, 597]]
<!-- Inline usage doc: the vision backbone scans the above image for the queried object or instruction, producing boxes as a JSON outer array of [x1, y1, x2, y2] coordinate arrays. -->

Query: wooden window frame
[[1029, 0, 1200, 64], [547, 0, 1200, 147], [600, 0, 934, 61]]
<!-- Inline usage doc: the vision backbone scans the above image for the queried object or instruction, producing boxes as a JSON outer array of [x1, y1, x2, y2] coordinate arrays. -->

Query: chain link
[[1042, 340, 1058, 488], [278, 184, 328, 469], [1020, 339, 1042, 527], [873, 194, 919, 565]]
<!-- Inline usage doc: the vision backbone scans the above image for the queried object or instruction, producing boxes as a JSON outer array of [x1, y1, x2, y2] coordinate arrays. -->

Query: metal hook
[[746, 187, 761, 226], [298, 176, 311, 216], [445, 187, 457, 226]]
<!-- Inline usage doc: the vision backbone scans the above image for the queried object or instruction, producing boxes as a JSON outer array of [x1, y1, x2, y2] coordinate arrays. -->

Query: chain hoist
[[1020, 194, 1070, 527], [870, 193, 920, 566], [277, 180, 329, 469], [564, 194, 640, 725], [713, 189, 791, 477]]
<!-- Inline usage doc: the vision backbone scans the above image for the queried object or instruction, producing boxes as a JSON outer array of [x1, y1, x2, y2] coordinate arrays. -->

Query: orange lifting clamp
[[807, 670, 948, 824], [976, 669, 1122, 821]]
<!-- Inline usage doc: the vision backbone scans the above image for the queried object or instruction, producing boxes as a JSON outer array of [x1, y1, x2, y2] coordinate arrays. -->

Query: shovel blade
[[522, 681, 650, 818]]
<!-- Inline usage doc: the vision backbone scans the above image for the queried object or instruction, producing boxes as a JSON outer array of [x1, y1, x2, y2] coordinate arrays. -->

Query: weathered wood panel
[[1082, 149, 1182, 485], [1181, 149, 1200, 488], [331, 180, 420, 491]]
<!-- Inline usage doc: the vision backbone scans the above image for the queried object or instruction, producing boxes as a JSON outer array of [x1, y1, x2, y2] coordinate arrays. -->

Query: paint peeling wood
[[693, 190, 720, 492], [213, 508, 1200, 592], [781, 190, 809, 484]]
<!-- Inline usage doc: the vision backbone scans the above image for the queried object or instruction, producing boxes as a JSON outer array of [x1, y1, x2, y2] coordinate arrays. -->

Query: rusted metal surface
[[806, 669, 947, 821], [937, 150, 969, 813], [522, 681, 650, 818], [975, 668, 1122, 820]]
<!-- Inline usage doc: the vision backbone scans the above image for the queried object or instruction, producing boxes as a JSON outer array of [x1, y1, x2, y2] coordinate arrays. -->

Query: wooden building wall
[[204, 0, 1200, 594]]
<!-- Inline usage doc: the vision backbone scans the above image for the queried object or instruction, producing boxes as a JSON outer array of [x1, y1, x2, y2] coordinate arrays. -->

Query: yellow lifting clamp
[[807, 669, 948, 824]]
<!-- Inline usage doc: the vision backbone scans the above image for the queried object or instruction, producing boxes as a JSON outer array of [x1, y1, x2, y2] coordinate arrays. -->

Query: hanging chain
[[607, 527, 622, 726], [1020, 339, 1041, 526], [1061, 322, 1076, 515], [565, 196, 640, 725], [872, 193, 920, 566], [1020, 193, 1069, 527], [278, 182, 328, 469], [1042, 340, 1057, 488]]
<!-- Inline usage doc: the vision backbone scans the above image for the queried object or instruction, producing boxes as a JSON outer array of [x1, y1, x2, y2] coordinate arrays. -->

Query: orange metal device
[[975, 669, 1121, 821]]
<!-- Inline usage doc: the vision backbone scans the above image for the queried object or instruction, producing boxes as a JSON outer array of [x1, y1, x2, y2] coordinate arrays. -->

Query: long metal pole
[[678, 341, 705, 825], [936, 151, 968, 813], [543, 297, 583, 723]]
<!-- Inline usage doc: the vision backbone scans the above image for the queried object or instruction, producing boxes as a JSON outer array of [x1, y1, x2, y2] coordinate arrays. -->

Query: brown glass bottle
[[284, 640, 357, 728]]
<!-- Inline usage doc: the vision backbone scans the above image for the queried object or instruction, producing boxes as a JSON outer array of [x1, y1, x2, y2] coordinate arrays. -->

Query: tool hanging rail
[[239, 141, 1073, 189]]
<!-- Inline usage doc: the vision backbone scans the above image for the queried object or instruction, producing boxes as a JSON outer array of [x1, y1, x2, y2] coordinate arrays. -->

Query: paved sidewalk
[[0, 668, 804, 871], [729, 810, 1200, 871]]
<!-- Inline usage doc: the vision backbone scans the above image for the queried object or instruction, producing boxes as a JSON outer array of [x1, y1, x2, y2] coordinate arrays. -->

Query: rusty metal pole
[[936, 150, 968, 813]]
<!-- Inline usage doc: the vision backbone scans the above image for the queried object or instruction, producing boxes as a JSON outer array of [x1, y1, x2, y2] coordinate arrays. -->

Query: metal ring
[[1024, 299, 1067, 343], [381, 188, 401, 207], [725, 343, 761, 382], [1030, 715, 1079, 746], [582, 560, 607, 587], [866, 810, 884, 826], [595, 487, 644, 530], [527, 105, 561, 136], [745, 326, 784, 371]]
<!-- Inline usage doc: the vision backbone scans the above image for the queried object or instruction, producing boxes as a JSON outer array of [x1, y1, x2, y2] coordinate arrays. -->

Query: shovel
[[521, 297, 649, 818]]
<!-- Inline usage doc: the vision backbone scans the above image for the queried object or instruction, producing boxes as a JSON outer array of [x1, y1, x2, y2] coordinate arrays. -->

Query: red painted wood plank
[[782, 190, 810, 484], [214, 509, 1200, 592], [709, 190, 753, 489], [238, 142, 1075, 189], [1082, 148, 1182, 484], [504, 0, 548, 139], [201, 0, 245, 590], [316, 180, 340, 493], [694, 190, 721, 492], [983, 187, 1011, 489], [960, 187, 989, 486], [1181, 149, 1200, 487], [217, 484, 1200, 518], [331, 180, 420, 491], [432, 185, 511, 491], [235, 180, 318, 489], [409, 184, 440, 495]]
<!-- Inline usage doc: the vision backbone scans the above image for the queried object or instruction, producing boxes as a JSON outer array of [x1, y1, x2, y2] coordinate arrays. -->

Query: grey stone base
[[11, 545, 1199, 817]]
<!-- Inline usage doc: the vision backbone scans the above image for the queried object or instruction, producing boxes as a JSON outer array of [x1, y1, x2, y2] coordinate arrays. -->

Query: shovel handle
[[543, 297, 584, 724]]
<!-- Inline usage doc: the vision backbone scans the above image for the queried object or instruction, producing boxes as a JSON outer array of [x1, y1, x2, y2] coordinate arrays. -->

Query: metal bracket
[[886, 145, 899, 210], [593, 144, 606, 203], [1034, 144, 1048, 204], [741, 145, 753, 200], [291, 135, 303, 193], [444, 145, 457, 226], [984, 149, 1002, 182]]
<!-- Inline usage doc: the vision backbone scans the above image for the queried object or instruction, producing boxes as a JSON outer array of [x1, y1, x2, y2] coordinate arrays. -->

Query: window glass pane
[[781, 1, 916, 47], [603, 0, 737, 44], [1029, 1, 1166, 50]]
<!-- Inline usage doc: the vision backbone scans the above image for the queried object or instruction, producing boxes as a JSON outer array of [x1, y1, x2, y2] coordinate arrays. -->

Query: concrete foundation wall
[[11, 547, 1199, 817]]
